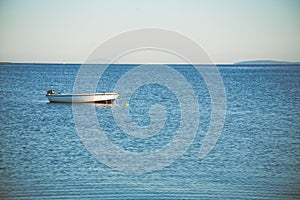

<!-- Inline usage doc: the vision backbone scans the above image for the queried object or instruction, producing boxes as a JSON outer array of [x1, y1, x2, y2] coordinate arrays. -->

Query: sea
[[0, 63, 299, 199]]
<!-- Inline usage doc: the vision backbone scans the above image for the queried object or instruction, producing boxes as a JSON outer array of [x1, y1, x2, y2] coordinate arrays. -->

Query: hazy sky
[[0, 0, 299, 63]]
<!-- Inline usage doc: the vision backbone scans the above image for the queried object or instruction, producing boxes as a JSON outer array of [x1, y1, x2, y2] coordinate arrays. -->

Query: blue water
[[0, 63, 299, 199]]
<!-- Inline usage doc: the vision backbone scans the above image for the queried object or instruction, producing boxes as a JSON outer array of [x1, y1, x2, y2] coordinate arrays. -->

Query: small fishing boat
[[46, 90, 119, 103]]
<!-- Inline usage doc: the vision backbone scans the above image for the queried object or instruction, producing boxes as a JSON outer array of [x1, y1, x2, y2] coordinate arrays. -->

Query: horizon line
[[1, 60, 300, 65]]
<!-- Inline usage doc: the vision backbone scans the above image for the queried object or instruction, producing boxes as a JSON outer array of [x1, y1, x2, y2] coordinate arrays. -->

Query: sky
[[0, 0, 299, 64]]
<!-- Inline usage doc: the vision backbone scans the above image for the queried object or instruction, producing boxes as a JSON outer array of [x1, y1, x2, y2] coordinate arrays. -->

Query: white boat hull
[[46, 93, 119, 103]]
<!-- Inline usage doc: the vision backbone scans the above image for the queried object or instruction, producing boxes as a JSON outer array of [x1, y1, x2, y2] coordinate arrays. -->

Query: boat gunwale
[[46, 93, 119, 97]]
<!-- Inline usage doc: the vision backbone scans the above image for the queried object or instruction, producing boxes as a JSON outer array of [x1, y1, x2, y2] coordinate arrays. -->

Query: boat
[[46, 90, 119, 103]]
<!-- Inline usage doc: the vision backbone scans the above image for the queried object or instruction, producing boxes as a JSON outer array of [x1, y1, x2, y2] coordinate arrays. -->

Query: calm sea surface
[[0, 63, 299, 199]]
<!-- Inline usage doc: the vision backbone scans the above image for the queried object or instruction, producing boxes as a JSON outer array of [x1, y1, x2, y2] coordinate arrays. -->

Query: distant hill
[[234, 60, 300, 65], [0, 62, 12, 65]]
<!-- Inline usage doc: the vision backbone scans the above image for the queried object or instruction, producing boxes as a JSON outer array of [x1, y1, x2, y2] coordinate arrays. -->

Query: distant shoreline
[[0, 62, 12, 64], [1, 60, 300, 66], [234, 60, 300, 65]]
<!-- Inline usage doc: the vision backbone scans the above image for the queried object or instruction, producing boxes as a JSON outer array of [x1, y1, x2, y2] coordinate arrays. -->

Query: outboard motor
[[47, 90, 55, 95]]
